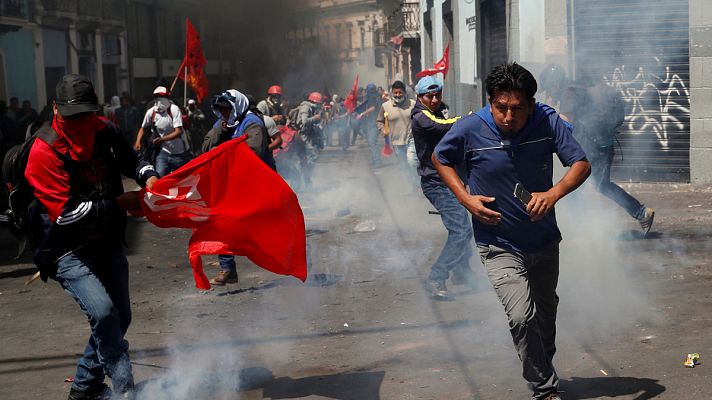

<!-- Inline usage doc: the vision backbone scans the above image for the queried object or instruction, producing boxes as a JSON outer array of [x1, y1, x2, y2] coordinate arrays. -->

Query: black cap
[[55, 74, 100, 117]]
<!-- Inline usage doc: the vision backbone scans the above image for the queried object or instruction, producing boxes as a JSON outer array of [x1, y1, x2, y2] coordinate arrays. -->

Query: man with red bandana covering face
[[24, 74, 158, 400]]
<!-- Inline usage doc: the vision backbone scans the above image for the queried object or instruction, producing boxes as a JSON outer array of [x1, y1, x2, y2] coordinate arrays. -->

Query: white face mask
[[156, 97, 170, 113]]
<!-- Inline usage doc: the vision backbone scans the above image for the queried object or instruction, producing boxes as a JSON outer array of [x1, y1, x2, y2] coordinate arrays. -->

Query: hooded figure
[[208, 89, 273, 170]]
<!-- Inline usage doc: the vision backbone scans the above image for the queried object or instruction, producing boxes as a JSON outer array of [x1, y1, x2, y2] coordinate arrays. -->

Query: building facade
[[422, 0, 711, 185], [0, 0, 242, 109], [382, 0, 421, 87], [283, 0, 389, 96]]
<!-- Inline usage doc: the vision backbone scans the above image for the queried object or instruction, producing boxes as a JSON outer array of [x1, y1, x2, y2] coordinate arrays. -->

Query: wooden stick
[[25, 271, 40, 285]]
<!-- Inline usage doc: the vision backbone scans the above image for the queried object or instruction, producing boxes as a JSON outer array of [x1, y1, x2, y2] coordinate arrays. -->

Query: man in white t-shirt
[[134, 86, 190, 176]]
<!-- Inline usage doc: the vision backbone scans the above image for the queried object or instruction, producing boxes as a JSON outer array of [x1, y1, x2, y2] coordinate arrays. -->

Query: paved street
[[1, 143, 711, 399]]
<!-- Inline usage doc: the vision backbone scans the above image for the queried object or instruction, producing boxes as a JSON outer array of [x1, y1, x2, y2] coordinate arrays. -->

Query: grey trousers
[[477, 241, 560, 399]]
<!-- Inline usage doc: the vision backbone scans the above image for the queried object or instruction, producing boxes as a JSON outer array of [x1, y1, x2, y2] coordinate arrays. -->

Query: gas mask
[[155, 97, 170, 113]]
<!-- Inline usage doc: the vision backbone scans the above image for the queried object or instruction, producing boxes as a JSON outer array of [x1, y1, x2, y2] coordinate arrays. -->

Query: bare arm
[[268, 134, 283, 151], [376, 106, 386, 133], [134, 127, 145, 150], [357, 106, 376, 120], [153, 127, 183, 144], [432, 154, 502, 225], [527, 159, 591, 221]]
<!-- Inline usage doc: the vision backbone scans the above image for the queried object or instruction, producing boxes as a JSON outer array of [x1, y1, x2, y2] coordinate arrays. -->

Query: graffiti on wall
[[604, 58, 690, 150]]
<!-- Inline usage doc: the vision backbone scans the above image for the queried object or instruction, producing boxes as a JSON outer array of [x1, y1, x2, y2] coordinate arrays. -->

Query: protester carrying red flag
[[202, 89, 276, 286], [179, 18, 209, 103], [24, 74, 159, 400], [138, 135, 307, 290], [343, 75, 359, 113]]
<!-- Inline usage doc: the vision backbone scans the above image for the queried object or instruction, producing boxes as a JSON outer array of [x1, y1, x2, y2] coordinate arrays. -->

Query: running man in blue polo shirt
[[432, 63, 591, 400]]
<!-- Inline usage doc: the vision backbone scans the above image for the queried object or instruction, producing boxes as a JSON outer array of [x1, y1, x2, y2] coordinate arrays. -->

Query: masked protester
[[257, 85, 286, 125], [134, 86, 190, 177], [539, 64, 655, 235], [207, 89, 273, 286], [186, 99, 208, 156], [354, 83, 382, 168], [377, 80, 417, 190], [24, 74, 159, 400], [294, 91, 324, 187]]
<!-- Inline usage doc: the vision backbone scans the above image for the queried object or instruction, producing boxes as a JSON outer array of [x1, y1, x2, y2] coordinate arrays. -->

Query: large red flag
[[179, 18, 209, 103], [416, 44, 449, 79], [138, 136, 307, 290], [343, 74, 359, 113]]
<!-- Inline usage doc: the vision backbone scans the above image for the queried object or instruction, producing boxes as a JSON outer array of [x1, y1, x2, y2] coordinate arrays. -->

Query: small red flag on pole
[[343, 74, 359, 113], [416, 44, 450, 79], [178, 18, 209, 103]]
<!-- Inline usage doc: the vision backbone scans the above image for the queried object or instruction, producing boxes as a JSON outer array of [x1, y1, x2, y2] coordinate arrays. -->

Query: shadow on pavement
[[0, 319, 478, 375], [561, 376, 666, 400], [215, 274, 342, 296], [0, 266, 36, 280], [134, 366, 385, 400]]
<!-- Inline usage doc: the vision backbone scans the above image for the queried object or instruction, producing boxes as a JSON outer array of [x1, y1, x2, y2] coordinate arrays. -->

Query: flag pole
[[183, 18, 189, 108], [169, 58, 185, 94]]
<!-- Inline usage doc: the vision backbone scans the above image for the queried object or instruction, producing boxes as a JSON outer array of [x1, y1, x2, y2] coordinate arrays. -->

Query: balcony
[[389, 0, 420, 39], [1, 0, 32, 20], [40, 0, 125, 25], [41, 0, 78, 13]]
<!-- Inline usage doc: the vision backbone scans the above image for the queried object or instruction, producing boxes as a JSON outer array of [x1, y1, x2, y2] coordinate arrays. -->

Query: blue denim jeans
[[421, 178, 474, 282], [155, 150, 191, 177], [364, 123, 381, 167], [53, 245, 134, 393], [218, 254, 236, 273], [393, 144, 419, 190], [589, 146, 645, 219]]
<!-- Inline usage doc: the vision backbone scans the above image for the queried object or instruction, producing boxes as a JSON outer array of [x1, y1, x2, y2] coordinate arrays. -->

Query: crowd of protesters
[[0, 59, 660, 400]]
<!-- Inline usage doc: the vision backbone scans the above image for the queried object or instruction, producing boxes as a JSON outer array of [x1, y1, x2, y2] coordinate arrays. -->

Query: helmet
[[267, 85, 283, 95], [307, 92, 323, 103], [539, 64, 567, 92]]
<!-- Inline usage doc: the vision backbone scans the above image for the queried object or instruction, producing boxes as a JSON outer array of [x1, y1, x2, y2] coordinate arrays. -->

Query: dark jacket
[[410, 100, 461, 180], [24, 120, 158, 280]]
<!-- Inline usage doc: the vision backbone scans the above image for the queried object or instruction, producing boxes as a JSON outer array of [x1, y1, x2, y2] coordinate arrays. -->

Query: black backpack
[[2, 122, 61, 235]]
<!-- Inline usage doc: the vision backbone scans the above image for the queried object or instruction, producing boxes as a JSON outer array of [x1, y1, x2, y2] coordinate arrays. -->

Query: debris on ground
[[685, 353, 700, 368], [353, 220, 376, 232]]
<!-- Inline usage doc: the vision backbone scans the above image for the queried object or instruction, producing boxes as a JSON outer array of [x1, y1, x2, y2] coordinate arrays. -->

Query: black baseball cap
[[55, 74, 100, 117]]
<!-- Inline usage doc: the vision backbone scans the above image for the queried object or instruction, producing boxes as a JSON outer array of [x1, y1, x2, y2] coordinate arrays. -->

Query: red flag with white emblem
[[416, 44, 449, 79], [138, 136, 307, 290]]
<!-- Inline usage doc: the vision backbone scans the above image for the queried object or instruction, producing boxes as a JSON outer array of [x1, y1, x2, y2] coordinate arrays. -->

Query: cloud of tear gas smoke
[[552, 165, 658, 344]]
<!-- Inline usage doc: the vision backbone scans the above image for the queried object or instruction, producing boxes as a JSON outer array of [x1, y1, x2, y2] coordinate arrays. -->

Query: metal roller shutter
[[572, 0, 690, 182]]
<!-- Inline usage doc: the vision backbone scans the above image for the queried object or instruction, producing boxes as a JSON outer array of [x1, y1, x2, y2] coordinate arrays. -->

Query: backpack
[[2, 122, 62, 235], [287, 107, 302, 130]]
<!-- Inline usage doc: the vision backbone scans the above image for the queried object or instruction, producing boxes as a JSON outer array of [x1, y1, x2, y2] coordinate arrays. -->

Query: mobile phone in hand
[[514, 183, 532, 206]]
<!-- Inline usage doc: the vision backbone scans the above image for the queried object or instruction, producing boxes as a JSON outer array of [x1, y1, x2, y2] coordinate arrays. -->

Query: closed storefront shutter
[[573, 0, 690, 182]]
